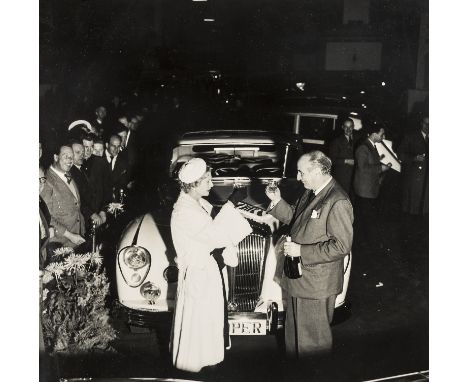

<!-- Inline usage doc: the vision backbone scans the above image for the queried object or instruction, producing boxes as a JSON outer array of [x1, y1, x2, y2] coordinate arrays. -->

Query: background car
[[115, 130, 352, 336]]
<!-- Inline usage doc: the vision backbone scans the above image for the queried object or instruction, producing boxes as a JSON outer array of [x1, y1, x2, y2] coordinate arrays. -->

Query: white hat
[[68, 119, 92, 132], [178, 158, 208, 183]]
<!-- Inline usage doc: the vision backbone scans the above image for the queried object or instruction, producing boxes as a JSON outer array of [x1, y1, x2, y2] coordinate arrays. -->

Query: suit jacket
[[329, 134, 356, 194], [39, 197, 51, 269], [70, 165, 94, 224], [106, 151, 131, 191], [40, 166, 85, 248], [124, 129, 141, 173], [396, 131, 428, 215], [85, 155, 112, 212], [269, 178, 354, 299], [353, 139, 382, 199]]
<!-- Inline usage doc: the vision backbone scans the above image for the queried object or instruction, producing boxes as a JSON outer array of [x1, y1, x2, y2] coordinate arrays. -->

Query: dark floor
[[40, 200, 429, 382]]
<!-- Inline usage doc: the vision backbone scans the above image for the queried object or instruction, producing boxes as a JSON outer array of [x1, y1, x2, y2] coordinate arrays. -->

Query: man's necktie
[[372, 143, 380, 158], [349, 136, 353, 148], [288, 190, 315, 233], [64, 172, 73, 184]]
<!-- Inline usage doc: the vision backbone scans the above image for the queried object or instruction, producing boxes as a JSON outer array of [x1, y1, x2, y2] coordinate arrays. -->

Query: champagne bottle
[[284, 236, 302, 279]]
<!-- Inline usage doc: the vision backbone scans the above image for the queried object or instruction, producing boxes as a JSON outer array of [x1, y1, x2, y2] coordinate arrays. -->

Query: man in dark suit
[[396, 116, 429, 261], [115, 123, 134, 169], [328, 118, 357, 196], [82, 134, 95, 173], [85, 148, 113, 214], [397, 116, 429, 216], [40, 144, 86, 248], [91, 106, 109, 137], [266, 151, 354, 359], [353, 125, 392, 252], [116, 113, 142, 174], [70, 141, 107, 232], [105, 134, 131, 195]]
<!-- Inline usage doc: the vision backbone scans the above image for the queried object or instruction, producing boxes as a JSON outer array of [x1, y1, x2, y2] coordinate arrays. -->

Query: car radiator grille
[[227, 219, 271, 312]]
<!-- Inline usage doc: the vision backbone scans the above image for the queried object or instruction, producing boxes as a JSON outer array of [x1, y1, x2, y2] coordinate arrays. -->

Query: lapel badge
[[311, 209, 321, 219]]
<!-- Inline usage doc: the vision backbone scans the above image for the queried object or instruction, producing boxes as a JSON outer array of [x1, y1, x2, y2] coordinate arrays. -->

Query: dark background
[[40, 0, 428, 141]]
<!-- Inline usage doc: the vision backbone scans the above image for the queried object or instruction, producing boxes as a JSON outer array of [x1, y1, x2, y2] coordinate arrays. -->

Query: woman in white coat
[[170, 158, 252, 373]]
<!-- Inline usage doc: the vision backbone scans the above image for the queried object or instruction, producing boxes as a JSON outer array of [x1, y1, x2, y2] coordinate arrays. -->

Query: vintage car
[[115, 130, 352, 335]]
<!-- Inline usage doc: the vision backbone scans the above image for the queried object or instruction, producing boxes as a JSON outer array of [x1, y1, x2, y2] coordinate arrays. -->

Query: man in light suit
[[266, 151, 354, 359], [353, 124, 392, 252], [40, 144, 86, 248]]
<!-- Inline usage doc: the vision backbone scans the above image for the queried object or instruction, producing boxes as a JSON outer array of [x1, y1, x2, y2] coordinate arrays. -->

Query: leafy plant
[[41, 247, 116, 354]]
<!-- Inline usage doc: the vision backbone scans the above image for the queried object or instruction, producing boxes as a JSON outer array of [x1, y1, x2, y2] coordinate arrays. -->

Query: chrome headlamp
[[140, 281, 161, 305], [122, 246, 150, 269], [118, 246, 151, 287]]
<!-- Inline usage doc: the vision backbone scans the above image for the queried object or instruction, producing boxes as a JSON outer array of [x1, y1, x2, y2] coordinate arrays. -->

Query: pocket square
[[311, 209, 321, 219]]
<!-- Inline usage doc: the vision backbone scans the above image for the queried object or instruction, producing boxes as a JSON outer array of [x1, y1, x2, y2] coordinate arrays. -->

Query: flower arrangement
[[41, 247, 116, 354], [107, 202, 124, 218]]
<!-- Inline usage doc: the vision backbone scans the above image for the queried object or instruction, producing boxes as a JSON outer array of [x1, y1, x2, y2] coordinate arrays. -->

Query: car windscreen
[[171, 144, 300, 179]]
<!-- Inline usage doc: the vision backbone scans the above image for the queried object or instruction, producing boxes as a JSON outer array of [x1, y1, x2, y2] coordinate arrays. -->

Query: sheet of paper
[[375, 139, 401, 172]]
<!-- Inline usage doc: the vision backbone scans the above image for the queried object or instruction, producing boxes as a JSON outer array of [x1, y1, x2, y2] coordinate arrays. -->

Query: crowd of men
[[38, 96, 429, 272], [39, 105, 147, 259], [328, 115, 429, 261]]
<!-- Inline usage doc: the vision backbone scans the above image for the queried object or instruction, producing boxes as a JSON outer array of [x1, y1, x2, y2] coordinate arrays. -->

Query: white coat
[[170, 192, 252, 372]]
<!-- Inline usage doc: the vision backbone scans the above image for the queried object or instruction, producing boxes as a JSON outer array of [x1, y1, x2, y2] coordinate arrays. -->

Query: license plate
[[229, 319, 267, 335]]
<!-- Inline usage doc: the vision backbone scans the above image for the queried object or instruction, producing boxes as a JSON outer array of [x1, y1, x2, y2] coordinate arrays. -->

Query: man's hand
[[283, 241, 301, 257], [344, 159, 355, 165], [414, 154, 426, 162], [64, 231, 86, 246], [91, 213, 103, 227], [381, 163, 392, 172], [265, 186, 281, 203], [99, 211, 107, 225]]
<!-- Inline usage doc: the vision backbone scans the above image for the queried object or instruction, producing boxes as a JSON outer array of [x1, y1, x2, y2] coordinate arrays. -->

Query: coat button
[[77, 219, 80, 222]]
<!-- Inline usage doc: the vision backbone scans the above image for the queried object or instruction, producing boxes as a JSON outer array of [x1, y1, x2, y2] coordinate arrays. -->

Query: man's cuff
[[267, 198, 281, 212]]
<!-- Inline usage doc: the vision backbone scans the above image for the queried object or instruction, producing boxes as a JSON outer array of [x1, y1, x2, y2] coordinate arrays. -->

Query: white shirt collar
[[367, 138, 375, 148], [313, 176, 333, 196], [50, 165, 79, 199], [50, 165, 68, 183], [126, 130, 131, 145], [105, 150, 116, 161], [105, 150, 118, 170], [421, 131, 427, 139]]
